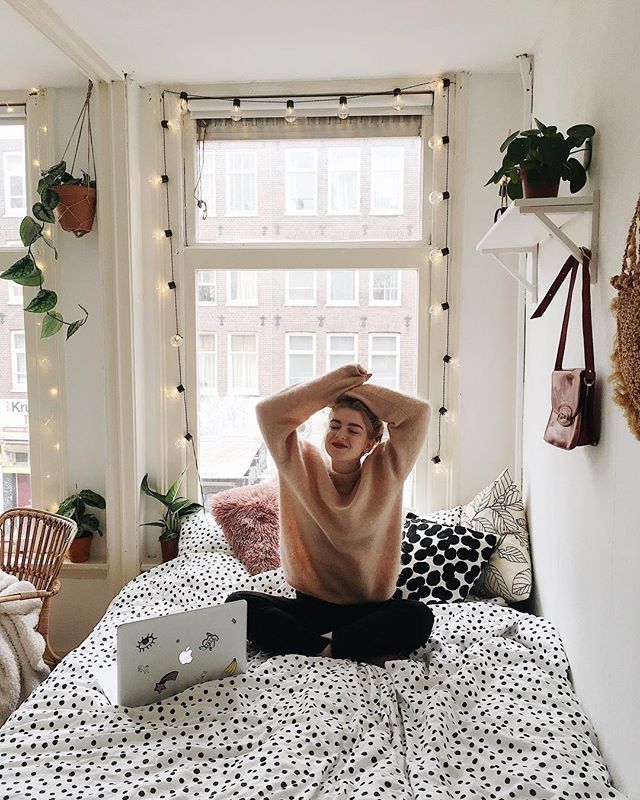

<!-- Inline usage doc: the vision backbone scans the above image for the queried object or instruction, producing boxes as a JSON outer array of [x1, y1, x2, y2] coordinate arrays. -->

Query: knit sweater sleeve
[[341, 383, 431, 480], [255, 365, 368, 466]]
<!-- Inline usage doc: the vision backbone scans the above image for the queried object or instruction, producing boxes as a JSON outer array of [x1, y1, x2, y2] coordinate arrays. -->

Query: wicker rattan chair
[[0, 507, 78, 667]]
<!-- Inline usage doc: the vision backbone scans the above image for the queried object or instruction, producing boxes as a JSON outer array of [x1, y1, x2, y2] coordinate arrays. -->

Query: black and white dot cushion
[[178, 511, 233, 557], [394, 514, 499, 603], [425, 504, 463, 527]]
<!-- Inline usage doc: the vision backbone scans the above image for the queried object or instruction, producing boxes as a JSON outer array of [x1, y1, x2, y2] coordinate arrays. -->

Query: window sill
[[284, 211, 318, 217], [326, 211, 361, 217], [224, 212, 259, 218], [60, 556, 108, 578], [368, 301, 402, 307], [369, 210, 405, 217], [284, 301, 317, 306], [225, 302, 259, 307], [326, 301, 359, 307]]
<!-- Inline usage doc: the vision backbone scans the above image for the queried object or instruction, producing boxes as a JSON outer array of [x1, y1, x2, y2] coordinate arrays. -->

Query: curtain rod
[[184, 89, 434, 102]]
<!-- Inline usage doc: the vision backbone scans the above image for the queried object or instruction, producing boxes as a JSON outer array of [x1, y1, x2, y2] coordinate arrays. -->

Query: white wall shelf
[[476, 191, 600, 303]]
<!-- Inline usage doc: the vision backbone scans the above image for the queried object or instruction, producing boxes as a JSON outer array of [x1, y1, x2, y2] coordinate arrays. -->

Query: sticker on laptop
[[154, 670, 179, 694], [199, 632, 220, 651], [137, 633, 157, 652], [224, 658, 238, 677], [137, 664, 150, 674]]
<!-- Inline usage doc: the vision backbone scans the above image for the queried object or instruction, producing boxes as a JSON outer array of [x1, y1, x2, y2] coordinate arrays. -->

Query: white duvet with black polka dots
[[0, 551, 626, 800]]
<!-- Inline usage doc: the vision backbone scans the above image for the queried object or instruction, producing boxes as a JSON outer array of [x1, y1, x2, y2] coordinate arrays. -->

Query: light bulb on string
[[170, 334, 183, 348], [148, 175, 163, 186], [285, 100, 296, 124], [231, 98, 242, 122], [429, 301, 449, 317], [428, 190, 450, 205], [393, 88, 404, 112], [428, 135, 450, 150], [337, 96, 349, 120], [451, 356, 462, 370], [175, 437, 187, 450], [435, 78, 451, 91], [179, 92, 189, 113], [428, 247, 449, 264], [6, 105, 13, 113]]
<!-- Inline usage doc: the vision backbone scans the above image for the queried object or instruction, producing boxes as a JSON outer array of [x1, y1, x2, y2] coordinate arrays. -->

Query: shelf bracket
[[488, 250, 537, 302]]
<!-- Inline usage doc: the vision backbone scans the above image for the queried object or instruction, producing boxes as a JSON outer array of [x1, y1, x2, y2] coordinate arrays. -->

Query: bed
[[0, 546, 626, 800]]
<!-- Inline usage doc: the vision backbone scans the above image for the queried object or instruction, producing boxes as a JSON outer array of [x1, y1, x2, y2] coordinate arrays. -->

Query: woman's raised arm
[[255, 364, 369, 466]]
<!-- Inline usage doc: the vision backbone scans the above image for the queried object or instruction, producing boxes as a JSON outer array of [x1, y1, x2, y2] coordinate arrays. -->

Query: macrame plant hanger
[[609, 193, 640, 439]]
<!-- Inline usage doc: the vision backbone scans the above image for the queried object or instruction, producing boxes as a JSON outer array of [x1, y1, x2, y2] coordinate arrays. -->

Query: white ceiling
[[1, 0, 562, 90]]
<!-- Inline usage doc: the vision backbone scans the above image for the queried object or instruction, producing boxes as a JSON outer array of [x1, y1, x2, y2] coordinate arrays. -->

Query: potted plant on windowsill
[[485, 118, 596, 199], [57, 487, 106, 563], [140, 470, 203, 562]]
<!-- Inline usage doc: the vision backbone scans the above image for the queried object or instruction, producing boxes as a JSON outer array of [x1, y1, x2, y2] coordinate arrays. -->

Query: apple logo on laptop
[[179, 647, 193, 665]]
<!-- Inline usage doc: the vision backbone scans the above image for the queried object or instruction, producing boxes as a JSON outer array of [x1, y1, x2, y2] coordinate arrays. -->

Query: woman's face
[[324, 406, 376, 461]]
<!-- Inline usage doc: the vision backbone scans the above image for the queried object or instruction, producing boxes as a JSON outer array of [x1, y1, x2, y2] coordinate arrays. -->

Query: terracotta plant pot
[[53, 184, 97, 237], [160, 538, 179, 563], [68, 534, 93, 563], [519, 168, 561, 199]]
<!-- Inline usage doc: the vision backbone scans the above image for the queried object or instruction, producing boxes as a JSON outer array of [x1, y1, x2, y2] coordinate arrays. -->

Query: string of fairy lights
[[157, 78, 456, 498]]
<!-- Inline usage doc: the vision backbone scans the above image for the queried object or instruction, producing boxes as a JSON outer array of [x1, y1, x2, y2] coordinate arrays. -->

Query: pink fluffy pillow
[[209, 480, 281, 575]]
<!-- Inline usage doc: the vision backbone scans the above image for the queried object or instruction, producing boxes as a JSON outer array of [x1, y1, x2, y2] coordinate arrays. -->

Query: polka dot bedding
[[0, 551, 625, 800]]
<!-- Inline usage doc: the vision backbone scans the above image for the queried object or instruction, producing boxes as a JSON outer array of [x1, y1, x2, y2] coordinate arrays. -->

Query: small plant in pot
[[485, 118, 596, 199], [38, 160, 97, 237], [140, 470, 203, 563], [57, 487, 106, 563]]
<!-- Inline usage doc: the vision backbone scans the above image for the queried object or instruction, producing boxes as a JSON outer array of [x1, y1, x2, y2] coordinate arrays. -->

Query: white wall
[[523, 2, 640, 797]]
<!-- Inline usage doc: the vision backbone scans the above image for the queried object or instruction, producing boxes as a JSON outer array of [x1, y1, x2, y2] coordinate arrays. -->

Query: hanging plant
[[0, 81, 96, 340]]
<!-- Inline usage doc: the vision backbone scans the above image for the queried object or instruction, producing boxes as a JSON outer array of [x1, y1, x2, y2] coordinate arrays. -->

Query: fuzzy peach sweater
[[255, 366, 431, 604]]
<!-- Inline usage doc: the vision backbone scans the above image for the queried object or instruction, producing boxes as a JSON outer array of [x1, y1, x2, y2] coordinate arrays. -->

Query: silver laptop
[[94, 600, 247, 707]]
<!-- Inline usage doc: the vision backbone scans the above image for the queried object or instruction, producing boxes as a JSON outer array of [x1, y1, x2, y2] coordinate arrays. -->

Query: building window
[[228, 333, 258, 394], [327, 333, 358, 371], [198, 333, 217, 395], [197, 270, 216, 304], [11, 330, 26, 391], [327, 270, 358, 305], [285, 271, 316, 305], [328, 148, 360, 215], [369, 270, 401, 305], [286, 334, 316, 386], [199, 150, 216, 217], [285, 149, 317, 214], [7, 282, 23, 305], [225, 150, 257, 215], [369, 334, 400, 390], [3, 152, 26, 218], [227, 271, 258, 305], [370, 147, 404, 215]]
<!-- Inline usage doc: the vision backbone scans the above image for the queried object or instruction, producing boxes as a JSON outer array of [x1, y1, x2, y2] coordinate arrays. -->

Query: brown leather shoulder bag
[[531, 247, 599, 450]]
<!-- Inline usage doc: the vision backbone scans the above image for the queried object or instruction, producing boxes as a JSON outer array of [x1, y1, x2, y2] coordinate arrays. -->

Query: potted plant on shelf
[[140, 470, 203, 562], [57, 486, 106, 563], [485, 118, 596, 200]]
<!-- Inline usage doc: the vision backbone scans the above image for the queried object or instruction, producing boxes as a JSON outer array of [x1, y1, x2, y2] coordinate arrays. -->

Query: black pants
[[224, 589, 434, 661]]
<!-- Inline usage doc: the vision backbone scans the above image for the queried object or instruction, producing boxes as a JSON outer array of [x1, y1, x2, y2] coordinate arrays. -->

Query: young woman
[[225, 363, 434, 665]]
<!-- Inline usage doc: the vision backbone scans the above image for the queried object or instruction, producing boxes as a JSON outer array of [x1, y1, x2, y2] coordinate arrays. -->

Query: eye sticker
[[136, 633, 157, 652]]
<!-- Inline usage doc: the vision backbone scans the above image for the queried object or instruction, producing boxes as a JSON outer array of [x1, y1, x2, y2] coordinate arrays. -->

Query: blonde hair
[[332, 395, 384, 442]]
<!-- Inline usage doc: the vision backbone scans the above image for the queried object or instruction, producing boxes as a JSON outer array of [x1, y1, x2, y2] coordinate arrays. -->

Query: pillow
[[210, 480, 281, 575], [425, 505, 463, 527], [178, 510, 233, 557], [460, 468, 532, 602], [394, 514, 499, 603]]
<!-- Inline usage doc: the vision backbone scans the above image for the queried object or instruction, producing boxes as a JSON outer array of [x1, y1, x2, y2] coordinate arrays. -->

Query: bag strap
[[531, 247, 594, 381]]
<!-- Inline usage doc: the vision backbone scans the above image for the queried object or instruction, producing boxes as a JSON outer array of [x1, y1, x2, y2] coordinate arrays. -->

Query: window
[[327, 333, 358, 371], [285, 271, 316, 305], [225, 150, 257, 215], [198, 334, 217, 395], [370, 147, 404, 214], [286, 334, 315, 386], [227, 270, 258, 305], [328, 148, 360, 214], [285, 149, 317, 214], [198, 150, 216, 217], [197, 270, 216, 304], [327, 270, 358, 305], [7, 282, 23, 305], [10, 330, 26, 391], [228, 334, 258, 394], [3, 152, 26, 218], [369, 334, 400, 390], [370, 271, 401, 305]]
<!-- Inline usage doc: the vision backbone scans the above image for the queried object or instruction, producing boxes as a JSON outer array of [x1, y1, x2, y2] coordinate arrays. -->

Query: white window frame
[[197, 333, 217, 395], [10, 329, 27, 391], [225, 149, 257, 216], [7, 281, 23, 305], [368, 333, 400, 390], [326, 270, 359, 306], [370, 146, 405, 216], [199, 149, 216, 218], [3, 151, 26, 218], [326, 333, 358, 373], [227, 332, 259, 395], [327, 147, 361, 215], [226, 270, 258, 306], [285, 270, 317, 306], [197, 270, 217, 305], [285, 148, 318, 215], [285, 333, 316, 386], [369, 270, 402, 306]]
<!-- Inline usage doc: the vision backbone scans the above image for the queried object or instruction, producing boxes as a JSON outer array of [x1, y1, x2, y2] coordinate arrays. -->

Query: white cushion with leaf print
[[460, 468, 532, 602]]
